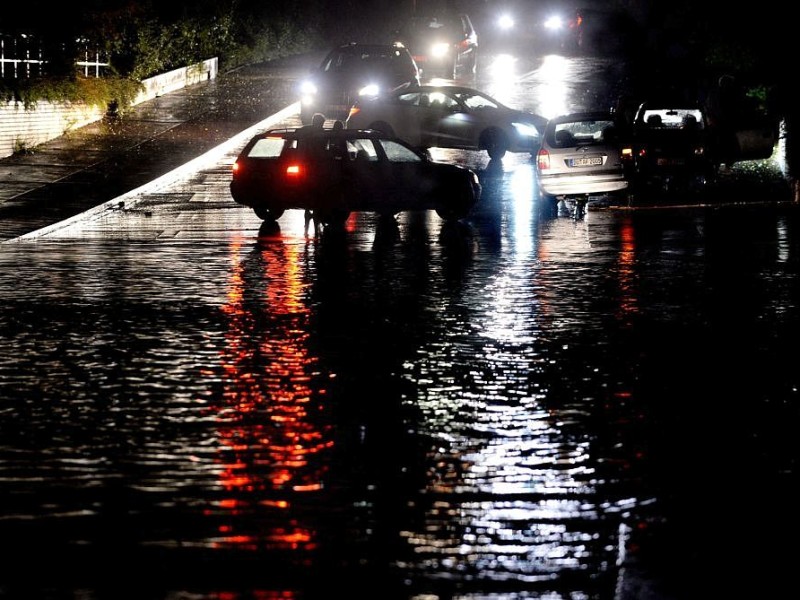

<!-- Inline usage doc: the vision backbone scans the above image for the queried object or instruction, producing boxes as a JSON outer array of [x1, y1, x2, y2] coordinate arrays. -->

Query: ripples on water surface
[[0, 198, 798, 598]]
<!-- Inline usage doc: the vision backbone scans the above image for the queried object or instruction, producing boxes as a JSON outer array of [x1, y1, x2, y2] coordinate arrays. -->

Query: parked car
[[229, 126, 481, 227], [346, 84, 547, 160], [394, 12, 478, 79], [298, 42, 420, 124], [624, 101, 718, 198], [535, 111, 629, 208]]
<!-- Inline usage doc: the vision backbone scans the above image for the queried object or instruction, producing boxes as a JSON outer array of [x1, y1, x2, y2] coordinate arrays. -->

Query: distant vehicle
[[229, 126, 481, 226], [394, 13, 478, 79], [298, 42, 420, 124], [481, 0, 570, 52], [535, 111, 629, 207], [624, 101, 718, 198], [346, 84, 546, 160]]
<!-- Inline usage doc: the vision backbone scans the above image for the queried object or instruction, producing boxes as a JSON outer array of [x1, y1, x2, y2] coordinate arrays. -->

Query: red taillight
[[232, 160, 240, 174], [286, 163, 303, 177], [536, 149, 551, 171]]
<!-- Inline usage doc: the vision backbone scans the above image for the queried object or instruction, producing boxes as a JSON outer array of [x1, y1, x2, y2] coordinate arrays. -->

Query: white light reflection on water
[[532, 55, 571, 120], [399, 176, 623, 591]]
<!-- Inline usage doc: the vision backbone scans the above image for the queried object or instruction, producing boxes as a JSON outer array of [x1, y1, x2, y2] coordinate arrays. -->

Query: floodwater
[[1, 178, 798, 598], [1, 53, 799, 599]]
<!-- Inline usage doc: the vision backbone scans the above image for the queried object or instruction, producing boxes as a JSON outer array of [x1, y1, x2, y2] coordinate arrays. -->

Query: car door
[[418, 90, 467, 148]]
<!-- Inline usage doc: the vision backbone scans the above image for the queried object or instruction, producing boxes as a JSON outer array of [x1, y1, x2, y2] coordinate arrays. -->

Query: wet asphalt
[[0, 53, 321, 242]]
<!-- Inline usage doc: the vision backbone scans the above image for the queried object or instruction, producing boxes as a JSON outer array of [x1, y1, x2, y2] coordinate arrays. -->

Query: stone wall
[[0, 58, 218, 159]]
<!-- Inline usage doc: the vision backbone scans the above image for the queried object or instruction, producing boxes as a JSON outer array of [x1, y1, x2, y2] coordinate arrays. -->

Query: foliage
[[0, 75, 143, 112], [1, 0, 329, 108]]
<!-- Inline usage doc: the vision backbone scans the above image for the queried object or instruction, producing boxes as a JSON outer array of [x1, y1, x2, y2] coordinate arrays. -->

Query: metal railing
[[1, 35, 110, 78]]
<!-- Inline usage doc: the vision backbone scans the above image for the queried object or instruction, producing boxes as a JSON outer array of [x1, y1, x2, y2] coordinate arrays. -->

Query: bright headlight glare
[[431, 42, 450, 58], [300, 81, 317, 95], [498, 14, 514, 30], [359, 83, 380, 97], [544, 15, 563, 30]]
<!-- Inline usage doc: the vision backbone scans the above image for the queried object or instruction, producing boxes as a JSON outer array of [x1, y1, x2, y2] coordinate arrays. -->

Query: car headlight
[[300, 80, 317, 95], [497, 14, 515, 30], [544, 15, 563, 31], [512, 121, 539, 138], [430, 42, 450, 58], [359, 83, 380, 97]]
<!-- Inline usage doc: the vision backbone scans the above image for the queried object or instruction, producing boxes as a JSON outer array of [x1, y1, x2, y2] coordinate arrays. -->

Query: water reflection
[[217, 234, 331, 551]]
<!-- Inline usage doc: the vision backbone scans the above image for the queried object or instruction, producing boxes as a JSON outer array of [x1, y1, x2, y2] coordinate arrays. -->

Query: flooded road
[[1, 52, 798, 599]]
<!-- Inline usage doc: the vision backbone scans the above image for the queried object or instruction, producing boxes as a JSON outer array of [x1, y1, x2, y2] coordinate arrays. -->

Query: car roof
[[260, 127, 389, 140], [398, 84, 485, 95], [330, 42, 410, 54]]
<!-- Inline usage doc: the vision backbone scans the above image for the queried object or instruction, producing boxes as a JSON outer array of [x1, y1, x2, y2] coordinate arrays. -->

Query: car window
[[381, 140, 422, 163], [426, 91, 458, 110], [639, 109, 704, 129], [247, 137, 285, 158], [396, 92, 421, 106], [455, 92, 497, 110], [553, 119, 616, 146], [348, 139, 379, 162]]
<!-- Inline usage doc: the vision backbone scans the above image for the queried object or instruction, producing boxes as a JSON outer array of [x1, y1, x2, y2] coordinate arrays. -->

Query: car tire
[[254, 206, 285, 221], [481, 129, 509, 160]]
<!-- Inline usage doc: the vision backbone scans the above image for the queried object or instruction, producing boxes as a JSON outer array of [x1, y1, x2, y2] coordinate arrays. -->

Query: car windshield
[[400, 15, 461, 40], [323, 48, 406, 72]]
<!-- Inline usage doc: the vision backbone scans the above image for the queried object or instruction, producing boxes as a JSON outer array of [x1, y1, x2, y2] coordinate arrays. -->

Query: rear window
[[247, 137, 285, 158], [550, 118, 617, 147]]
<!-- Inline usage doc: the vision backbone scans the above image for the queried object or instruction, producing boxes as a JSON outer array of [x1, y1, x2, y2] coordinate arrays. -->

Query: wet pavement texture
[[0, 54, 318, 241], [0, 51, 799, 600]]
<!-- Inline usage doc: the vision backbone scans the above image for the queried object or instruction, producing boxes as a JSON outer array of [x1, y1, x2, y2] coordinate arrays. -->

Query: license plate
[[569, 156, 603, 167]]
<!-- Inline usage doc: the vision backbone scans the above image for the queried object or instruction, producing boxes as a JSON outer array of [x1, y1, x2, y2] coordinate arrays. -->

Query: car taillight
[[536, 149, 551, 171], [286, 163, 303, 177], [620, 146, 634, 161], [232, 160, 241, 174]]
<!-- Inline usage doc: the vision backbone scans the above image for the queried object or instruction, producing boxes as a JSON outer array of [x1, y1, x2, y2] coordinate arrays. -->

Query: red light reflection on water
[[212, 235, 333, 551], [615, 217, 640, 319]]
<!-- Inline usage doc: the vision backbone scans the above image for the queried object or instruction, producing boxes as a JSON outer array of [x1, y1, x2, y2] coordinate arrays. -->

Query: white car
[[346, 84, 546, 160], [535, 111, 629, 207]]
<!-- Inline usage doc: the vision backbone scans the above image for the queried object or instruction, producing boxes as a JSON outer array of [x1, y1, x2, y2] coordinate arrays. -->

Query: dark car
[[230, 126, 481, 226], [624, 101, 718, 198], [346, 84, 546, 160], [395, 12, 478, 79], [298, 42, 420, 124]]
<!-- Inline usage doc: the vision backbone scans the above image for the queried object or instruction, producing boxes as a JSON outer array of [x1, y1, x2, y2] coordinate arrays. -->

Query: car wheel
[[482, 129, 509, 160], [254, 206, 284, 221]]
